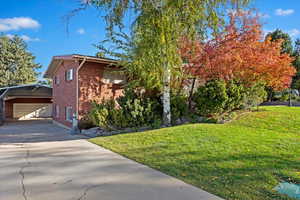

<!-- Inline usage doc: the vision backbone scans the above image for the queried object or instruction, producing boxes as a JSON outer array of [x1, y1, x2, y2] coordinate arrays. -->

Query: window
[[55, 105, 59, 118], [65, 69, 74, 81], [54, 76, 60, 85], [102, 70, 126, 84], [65, 106, 73, 122]]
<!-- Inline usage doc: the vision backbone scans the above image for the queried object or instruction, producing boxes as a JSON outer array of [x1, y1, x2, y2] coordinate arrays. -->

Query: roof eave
[[44, 54, 120, 78], [44, 58, 65, 78]]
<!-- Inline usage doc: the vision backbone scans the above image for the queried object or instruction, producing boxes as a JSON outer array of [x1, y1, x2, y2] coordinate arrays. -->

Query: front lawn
[[89, 106, 300, 200]]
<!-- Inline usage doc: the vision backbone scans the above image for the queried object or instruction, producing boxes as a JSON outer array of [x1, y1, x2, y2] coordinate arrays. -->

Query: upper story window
[[65, 69, 74, 81], [102, 70, 126, 84], [54, 76, 60, 85]]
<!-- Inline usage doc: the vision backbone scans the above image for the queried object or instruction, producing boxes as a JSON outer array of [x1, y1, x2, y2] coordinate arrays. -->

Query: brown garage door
[[13, 103, 52, 119]]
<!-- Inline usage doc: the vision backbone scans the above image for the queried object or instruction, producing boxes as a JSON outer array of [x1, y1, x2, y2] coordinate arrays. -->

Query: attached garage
[[13, 103, 52, 119], [0, 84, 52, 124]]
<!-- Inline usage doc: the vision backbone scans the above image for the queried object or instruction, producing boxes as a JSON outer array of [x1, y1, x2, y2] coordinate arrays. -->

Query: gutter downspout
[[76, 57, 87, 119], [71, 57, 86, 135]]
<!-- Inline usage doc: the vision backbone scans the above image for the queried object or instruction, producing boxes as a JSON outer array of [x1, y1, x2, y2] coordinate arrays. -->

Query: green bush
[[272, 89, 300, 102], [89, 87, 162, 129], [194, 79, 267, 117], [194, 79, 228, 116], [117, 88, 162, 127], [171, 94, 188, 122], [241, 83, 267, 109], [225, 80, 244, 112], [89, 100, 115, 129]]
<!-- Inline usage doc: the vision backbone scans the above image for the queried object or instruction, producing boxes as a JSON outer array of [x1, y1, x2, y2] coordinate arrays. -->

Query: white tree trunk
[[163, 67, 171, 126]]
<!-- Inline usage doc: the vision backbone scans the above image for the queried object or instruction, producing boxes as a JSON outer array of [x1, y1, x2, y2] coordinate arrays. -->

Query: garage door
[[13, 103, 52, 120]]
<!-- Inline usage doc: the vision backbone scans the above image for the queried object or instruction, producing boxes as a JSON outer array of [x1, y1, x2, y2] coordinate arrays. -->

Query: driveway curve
[[0, 120, 222, 200]]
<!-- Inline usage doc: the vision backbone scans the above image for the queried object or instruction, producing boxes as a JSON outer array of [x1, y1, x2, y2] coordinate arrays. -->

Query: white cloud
[[288, 29, 300, 37], [0, 17, 40, 32], [6, 34, 40, 42], [77, 28, 85, 35], [275, 9, 294, 16]]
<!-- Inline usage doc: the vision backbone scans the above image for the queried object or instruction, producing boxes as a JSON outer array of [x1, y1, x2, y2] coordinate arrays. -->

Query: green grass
[[89, 106, 300, 200]]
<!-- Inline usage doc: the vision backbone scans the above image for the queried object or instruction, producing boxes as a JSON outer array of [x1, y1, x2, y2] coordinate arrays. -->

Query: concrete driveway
[[0, 120, 222, 200]]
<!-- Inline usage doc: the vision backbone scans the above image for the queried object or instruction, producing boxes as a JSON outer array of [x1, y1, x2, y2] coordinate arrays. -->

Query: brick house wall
[[52, 60, 78, 128], [5, 98, 52, 119], [78, 62, 123, 118], [51, 59, 123, 128]]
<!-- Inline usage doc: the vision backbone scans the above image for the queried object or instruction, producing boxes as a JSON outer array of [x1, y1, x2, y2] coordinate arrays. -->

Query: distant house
[[0, 84, 52, 124], [44, 54, 125, 129]]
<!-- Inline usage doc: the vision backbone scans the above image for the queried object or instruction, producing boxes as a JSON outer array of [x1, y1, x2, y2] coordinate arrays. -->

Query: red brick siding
[[5, 98, 52, 119], [52, 60, 78, 127], [78, 62, 123, 118]]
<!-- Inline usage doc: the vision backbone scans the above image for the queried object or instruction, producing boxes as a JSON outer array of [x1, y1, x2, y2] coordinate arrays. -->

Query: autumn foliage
[[180, 11, 296, 90]]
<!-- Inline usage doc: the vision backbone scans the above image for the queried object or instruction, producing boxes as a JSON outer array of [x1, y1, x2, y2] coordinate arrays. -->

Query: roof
[[0, 83, 51, 91], [0, 84, 52, 99], [44, 54, 119, 78]]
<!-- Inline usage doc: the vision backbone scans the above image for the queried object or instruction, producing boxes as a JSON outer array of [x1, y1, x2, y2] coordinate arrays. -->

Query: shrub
[[279, 91, 290, 101], [194, 79, 267, 116], [171, 94, 188, 122], [241, 83, 267, 109], [89, 87, 162, 129], [117, 88, 162, 127], [78, 116, 95, 130], [89, 100, 115, 129], [225, 80, 244, 112], [194, 79, 228, 116]]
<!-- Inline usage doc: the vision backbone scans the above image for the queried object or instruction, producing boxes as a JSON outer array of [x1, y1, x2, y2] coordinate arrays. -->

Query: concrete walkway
[[0, 120, 222, 200]]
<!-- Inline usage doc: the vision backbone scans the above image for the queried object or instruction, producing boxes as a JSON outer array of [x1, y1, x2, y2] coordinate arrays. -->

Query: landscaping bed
[[90, 106, 300, 200]]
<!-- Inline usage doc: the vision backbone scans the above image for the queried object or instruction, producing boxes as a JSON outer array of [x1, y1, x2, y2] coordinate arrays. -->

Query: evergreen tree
[[292, 39, 300, 89], [266, 29, 293, 55], [0, 35, 41, 87]]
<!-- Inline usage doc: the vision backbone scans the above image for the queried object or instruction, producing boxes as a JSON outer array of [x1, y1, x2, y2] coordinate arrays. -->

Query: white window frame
[[66, 69, 74, 81], [55, 105, 59, 118], [65, 106, 73, 122], [54, 76, 60, 85]]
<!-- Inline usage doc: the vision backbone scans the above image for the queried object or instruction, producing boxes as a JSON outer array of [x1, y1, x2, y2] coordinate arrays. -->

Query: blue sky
[[1, 0, 300, 78]]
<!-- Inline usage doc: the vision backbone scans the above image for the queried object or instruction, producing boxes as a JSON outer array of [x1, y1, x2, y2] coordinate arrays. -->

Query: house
[[0, 84, 52, 124], [44, 54, 125, 129]]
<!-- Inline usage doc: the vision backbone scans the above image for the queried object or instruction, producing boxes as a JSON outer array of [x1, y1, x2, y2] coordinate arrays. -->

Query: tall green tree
[[266, 29, 293, 55], [79, 0, 250, 125], [292, 39, 300, 89], [0, 35, 41, 87]]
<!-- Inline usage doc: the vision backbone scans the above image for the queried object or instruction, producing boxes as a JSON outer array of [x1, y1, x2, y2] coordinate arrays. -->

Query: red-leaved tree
[[180, 11, 295, 91]]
